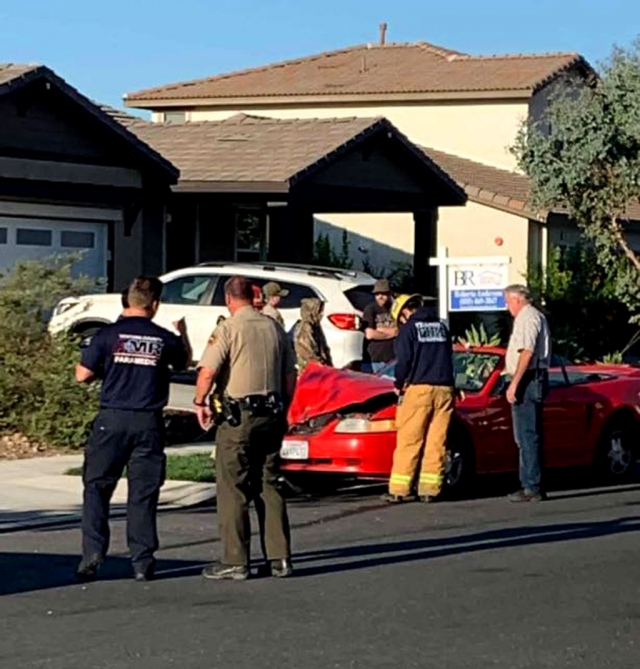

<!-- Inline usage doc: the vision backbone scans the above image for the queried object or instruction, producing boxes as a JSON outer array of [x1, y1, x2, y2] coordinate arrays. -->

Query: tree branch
[[609, 215, 640, 272]]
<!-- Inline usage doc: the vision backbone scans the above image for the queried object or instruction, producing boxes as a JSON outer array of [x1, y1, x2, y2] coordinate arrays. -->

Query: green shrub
[[313, 230, 353, 269], [527, 245, 635, 361], [457, 323, 501, 348], [0, 256, 101, 449]]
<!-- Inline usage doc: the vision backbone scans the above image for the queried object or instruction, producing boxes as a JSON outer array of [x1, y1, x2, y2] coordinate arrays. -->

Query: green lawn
[[66, 453, 215, 483]]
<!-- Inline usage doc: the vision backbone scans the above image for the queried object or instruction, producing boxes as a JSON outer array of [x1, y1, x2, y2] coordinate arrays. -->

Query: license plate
[[280, 440, 309, 460]]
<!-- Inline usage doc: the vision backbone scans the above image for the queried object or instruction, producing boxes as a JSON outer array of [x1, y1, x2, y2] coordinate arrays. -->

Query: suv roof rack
[[197, 260, 367, 280]]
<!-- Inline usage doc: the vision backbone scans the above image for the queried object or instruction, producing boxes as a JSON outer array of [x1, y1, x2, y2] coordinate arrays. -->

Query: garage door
[[0, 217, 108, 279]]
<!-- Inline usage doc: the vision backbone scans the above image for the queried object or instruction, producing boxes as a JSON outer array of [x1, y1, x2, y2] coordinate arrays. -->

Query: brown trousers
[[389, 384, 454, 497], [216, 411, 291, 567]]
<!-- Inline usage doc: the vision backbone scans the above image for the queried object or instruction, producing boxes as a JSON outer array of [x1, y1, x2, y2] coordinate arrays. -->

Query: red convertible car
[[281, 348, 640, 495]]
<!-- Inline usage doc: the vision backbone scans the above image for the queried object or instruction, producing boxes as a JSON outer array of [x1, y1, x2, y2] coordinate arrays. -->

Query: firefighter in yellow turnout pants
[[382, 294, 455, 504]]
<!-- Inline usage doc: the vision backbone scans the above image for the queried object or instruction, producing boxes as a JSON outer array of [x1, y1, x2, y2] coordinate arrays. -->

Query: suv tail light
[[327, 313, 360, 330]]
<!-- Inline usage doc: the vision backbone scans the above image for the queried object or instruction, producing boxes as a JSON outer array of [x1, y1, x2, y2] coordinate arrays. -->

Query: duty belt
[[220, 392, 283, 427]]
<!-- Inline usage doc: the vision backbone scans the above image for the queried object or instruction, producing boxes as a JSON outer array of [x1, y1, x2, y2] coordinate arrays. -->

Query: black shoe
[[76, 554, 103, 580], [202, 563, 249, 581], [509, 489, 544, 503], [133, 560, 156, 582], [380, 493, 416, 504]]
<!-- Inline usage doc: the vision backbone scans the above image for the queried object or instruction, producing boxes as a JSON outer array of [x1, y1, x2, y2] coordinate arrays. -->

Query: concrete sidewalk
[[0, 445, 215, 532]]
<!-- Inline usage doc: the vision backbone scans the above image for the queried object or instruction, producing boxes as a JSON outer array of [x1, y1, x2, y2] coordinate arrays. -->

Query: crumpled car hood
[[288, 362, 395, 425]]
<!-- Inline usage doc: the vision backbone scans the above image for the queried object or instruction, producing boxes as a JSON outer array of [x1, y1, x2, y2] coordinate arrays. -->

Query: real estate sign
[[448, 263, 509, 312], [429, 247, 511, 319]]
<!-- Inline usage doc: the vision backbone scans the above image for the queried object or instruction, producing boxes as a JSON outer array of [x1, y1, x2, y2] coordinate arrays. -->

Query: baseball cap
[[263, 282, 289, 298]]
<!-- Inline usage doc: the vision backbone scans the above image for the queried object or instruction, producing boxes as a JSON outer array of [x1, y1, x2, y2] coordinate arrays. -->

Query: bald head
[[224, 275, 253, 314]]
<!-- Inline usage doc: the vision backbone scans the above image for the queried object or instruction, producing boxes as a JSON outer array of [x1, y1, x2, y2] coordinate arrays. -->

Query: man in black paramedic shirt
[[75, 276, 191, 582]]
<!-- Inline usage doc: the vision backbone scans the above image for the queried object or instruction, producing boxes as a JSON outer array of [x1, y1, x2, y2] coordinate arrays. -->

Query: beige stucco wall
[[183, 100, 528, 170], [311, 202, 530, 286], [438, 201, 530, 284], [314, 212, 415, 273]]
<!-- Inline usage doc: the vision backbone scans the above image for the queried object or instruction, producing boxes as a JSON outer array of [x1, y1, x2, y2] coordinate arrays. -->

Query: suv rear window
[[210, 276, 318, 308], [343, 284, 375, 311]]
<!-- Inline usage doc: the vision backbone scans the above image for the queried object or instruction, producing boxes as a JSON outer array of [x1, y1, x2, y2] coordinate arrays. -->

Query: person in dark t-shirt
[[361, 279, 397, 373], [74, 276, 191, 582]]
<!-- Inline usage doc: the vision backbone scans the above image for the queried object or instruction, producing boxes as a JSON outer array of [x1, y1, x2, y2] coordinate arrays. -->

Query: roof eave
[[124, 88, 533, 110], [287, 117, 467, 206], [1, 66, 178, 182], [466, 193, 544, 221], [172, 180, 290, 194]]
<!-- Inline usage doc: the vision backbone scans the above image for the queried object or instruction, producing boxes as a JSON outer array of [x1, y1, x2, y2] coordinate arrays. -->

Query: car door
[[477, 375, 519, 474], [155, 273, 221, 362], [542, 370, 592, 469]]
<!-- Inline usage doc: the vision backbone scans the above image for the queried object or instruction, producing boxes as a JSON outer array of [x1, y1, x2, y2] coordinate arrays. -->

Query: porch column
[[268, 206, 314, 263], [413, 208, 438, 296], [198, 199, 234, 262]]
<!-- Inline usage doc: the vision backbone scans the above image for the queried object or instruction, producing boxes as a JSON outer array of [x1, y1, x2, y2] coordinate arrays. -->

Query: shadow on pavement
[[0, 553, 205, 596], [291, 516, 640, 578]]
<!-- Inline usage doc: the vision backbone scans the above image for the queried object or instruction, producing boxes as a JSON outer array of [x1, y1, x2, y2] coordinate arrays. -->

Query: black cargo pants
[[82, 409, 166, 570], [215, 410, 290, 567]]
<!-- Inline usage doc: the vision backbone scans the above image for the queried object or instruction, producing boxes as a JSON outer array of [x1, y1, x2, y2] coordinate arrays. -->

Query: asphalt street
[[1, 479, 640, 669]]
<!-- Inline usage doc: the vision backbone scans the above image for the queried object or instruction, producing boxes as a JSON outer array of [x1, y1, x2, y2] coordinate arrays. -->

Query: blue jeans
[[511, 372, 548, 493], [362, 361, 387, 374]]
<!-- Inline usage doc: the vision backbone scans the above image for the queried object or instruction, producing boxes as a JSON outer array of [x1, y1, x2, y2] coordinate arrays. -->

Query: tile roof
[[96, 103, 146, 128], [128, 113, 391, 185], [0, 63, 41, 88], [422, 147, 640, 222], [125, 43, 588, 105], [422, 147, 536, 217]]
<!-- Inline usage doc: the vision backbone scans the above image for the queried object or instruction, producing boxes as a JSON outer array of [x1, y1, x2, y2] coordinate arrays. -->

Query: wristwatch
[[193, 399, 207, 407]]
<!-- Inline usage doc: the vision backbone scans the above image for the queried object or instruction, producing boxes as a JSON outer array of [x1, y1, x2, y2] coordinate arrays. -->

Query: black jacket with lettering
[[394, 307, 454, 390]]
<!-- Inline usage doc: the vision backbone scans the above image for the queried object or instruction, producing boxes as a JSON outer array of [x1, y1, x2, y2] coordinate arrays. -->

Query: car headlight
[[334, 417, 396, 433], [53, 300, 79, 317]]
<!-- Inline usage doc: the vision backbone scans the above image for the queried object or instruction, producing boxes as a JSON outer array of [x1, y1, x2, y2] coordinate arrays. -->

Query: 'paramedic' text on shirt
[[113, 334, 165, 366]]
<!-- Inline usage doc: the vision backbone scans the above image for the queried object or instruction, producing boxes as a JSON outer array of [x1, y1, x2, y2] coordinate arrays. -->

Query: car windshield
[[377, 350, 502, 392]]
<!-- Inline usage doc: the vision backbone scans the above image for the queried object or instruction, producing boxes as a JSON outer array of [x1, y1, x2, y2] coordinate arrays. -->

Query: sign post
[[429, 246, 511, 321]]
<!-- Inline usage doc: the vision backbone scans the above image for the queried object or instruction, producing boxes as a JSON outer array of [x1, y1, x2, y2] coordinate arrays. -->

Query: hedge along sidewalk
[[0, 445, 216, 533]]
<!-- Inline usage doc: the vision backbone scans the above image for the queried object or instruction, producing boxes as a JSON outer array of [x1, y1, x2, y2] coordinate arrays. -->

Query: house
[[0, 64, 177, 288], [124, 36, 609, 284], [0, 63, 466, 291], [116, 111, 466, 292]]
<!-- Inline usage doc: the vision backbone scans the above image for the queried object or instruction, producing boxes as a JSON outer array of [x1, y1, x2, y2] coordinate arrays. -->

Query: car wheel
[[443, 427, 476, 498], [596, 418, 638, 483]]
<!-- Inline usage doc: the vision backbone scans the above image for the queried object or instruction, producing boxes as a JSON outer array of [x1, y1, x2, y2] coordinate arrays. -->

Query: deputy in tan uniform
[[194, 276, 297, 581]]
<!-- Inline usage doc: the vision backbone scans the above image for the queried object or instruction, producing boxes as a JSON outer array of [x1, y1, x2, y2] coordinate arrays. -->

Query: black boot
[[133, 559, 156, 582], [76, 553, 103, 581]]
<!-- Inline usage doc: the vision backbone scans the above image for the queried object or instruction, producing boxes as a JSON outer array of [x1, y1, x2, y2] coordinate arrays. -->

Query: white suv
[[49, 262, 377, 369]]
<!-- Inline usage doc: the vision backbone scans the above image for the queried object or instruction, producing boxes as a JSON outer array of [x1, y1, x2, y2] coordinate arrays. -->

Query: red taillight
[[327, 313, 360, 330]]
